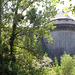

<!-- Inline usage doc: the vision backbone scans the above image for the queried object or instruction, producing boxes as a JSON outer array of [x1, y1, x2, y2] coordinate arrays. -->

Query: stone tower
[[43, 11, 75, 59]]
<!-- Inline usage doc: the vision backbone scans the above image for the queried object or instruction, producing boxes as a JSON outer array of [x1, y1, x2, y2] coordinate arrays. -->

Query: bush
[[53, 53, 75, 75], [60, 54, 74, 75]]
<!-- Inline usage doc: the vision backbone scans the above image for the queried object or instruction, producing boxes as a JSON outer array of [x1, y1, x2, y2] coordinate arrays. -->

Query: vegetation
[[0, 0, 57, 74], [59, 0, 75, 16], [0, 0, 75, 75]]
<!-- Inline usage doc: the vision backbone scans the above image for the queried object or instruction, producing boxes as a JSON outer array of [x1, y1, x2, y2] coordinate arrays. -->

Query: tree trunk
[[10, 0, 19, 60], [9, 1, 20, 74]]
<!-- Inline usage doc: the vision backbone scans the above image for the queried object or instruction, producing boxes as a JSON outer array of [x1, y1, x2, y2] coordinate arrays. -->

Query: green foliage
[[52, 54, 75, 75], [0, 0, 57, 74], [26, 7, 37, 23], [60, 54, 75, 75], [59, 0, 75, 15]]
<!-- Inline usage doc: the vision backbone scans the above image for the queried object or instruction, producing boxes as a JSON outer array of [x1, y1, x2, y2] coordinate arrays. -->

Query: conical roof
[[51, 11, 75, 25], [54, 11, 71, 20]]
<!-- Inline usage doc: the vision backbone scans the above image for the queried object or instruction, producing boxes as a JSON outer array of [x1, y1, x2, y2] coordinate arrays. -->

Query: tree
[[68, 0, 75, 15], [58, 0, 75, 16], [0, 0, 57, 74]]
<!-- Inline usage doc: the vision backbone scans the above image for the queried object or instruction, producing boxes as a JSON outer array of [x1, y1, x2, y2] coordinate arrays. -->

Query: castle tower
[[43, 11, 75, 59]]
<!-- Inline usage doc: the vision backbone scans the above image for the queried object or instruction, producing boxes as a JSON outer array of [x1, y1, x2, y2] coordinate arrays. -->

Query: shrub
[[60, 54, 74, 75]]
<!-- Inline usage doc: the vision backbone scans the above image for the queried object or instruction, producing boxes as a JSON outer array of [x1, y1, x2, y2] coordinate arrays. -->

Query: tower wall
[[43, 30, 75, 59]]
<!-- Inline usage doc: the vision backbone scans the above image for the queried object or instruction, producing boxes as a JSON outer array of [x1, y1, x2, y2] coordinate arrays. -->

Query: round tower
[[43, 11, 75, 59]]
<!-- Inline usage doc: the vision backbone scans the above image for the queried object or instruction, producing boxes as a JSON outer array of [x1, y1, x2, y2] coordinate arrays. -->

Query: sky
[[34, 0, 75, 20], [8, 0, 75, 20], [57, 0, 75, 20]]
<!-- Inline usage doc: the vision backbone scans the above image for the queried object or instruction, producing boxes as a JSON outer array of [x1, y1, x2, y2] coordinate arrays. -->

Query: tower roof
[[51, 11, 71, 21], [54, 11, 71, 19], [51, 11, 75, 25]]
